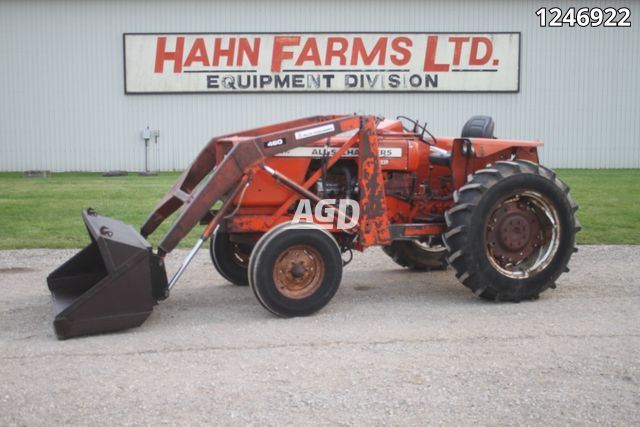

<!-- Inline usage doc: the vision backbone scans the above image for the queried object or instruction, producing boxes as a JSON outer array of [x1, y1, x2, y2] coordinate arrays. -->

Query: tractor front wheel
[[249, 222, 343, 317], [443, 160, 580, 302]]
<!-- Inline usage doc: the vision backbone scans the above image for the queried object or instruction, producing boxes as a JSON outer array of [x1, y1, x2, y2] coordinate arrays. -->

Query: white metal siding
[[0, 0, 638, 171]]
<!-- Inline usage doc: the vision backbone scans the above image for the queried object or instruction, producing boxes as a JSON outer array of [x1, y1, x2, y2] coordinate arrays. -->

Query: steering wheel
[[396, 115, 437, 146], [396, 115, 419, 133]]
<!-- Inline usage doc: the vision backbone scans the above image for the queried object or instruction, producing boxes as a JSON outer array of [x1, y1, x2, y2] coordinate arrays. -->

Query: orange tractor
[[47, 115, 580, 339]]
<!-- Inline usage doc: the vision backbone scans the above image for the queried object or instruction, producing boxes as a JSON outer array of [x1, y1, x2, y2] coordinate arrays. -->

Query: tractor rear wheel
[[209, 231, 251, 286], [249, 222, 343, 317], [443, 160, 580, 302], [383, 238, 448, 271]]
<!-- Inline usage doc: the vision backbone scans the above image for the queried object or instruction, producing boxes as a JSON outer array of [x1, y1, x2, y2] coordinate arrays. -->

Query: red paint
[[237, 38, 261, 66], [154, 36, 185, 73], [351, 37, 387, 66], [325, 37, 349, 66], [295, 38, 322, 66], [448, 36, 470, 65], [470, 37, 493, 65], [390, 37, 412, 66], [212, 37, 236, 66], [423, 36, 449, 72], [183, 38, 210, 67], [271, 36, 301, 72]]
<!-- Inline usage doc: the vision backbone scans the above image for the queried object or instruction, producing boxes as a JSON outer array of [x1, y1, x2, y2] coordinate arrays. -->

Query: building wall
[[0, 0, 638, 171]]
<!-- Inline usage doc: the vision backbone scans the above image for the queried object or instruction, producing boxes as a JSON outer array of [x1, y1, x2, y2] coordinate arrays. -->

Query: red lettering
[[183, 38, 210, 68], [469, 37, 493, 65], [390, 37, 412, 66], [448, 37, 469, 66], [295, 38, 321, 66], [423, 36, 449, 72], [271, 36, 301, 72], [350, 37, 387, 66], [154, 36, 184, 73], [325, 37, 348, 66], [237, 37, 260, 66], [212, 38, 236, 66]]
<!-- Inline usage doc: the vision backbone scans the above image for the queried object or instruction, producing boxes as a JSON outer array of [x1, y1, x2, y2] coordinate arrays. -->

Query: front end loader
[[47, 114, 580, 339]]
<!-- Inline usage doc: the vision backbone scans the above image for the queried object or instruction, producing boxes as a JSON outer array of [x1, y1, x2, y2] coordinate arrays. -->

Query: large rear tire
[[443, 160, 580, 302], [249, 222, 343, 317], [209, 231, 251, 286], [383, 238, 448, 271]]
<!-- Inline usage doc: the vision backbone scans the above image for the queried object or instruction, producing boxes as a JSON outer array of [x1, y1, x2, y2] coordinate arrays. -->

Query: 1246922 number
[[536, 7, 631, 27]]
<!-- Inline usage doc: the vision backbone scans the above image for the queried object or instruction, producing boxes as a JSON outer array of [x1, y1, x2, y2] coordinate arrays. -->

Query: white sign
[[124, 33, 520, 93], [294, 124, 335, 140], [276, 147, 403, 158]]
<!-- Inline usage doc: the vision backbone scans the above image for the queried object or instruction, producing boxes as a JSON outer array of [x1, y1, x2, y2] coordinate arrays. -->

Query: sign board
[[123, 32, 520, 93]]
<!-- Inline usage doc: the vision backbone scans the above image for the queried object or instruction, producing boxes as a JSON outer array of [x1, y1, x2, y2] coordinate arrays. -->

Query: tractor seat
[[428, 116, 496, 167], [461, 115, 495, 138]]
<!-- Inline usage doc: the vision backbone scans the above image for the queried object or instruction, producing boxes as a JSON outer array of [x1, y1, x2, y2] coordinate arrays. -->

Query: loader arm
[[47, 114, 379, 339], [141, 115, 362, 254]]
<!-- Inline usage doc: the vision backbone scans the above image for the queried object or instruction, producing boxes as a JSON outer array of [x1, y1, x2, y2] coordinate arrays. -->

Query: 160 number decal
[[536, 7, 631, 27]]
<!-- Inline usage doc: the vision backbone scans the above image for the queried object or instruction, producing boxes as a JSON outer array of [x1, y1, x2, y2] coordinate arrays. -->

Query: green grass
[[0, 172, 201, 249], [555, 169, 640, 244], [0, 170, 638, 249]]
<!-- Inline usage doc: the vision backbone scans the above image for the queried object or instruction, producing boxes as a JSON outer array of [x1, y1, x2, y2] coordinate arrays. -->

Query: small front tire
[[249, 222, 343, 317]]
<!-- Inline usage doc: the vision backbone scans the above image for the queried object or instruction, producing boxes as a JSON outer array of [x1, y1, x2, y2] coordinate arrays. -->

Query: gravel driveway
[[0, 246, 638, 425]]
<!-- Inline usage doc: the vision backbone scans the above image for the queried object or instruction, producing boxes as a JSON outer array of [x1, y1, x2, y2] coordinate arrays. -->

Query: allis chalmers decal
[[123, 33, 520, 93]]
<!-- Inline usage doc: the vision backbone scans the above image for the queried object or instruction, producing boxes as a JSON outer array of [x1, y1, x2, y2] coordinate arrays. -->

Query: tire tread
[[443, 159, 579, 302]]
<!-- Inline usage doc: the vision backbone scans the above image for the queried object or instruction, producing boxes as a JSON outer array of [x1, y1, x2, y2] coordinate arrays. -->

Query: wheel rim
[[414, 236, 446, 253], [485, 191, 560, 279], [273, 245, 325, 299], [230, 242, 250, 268]]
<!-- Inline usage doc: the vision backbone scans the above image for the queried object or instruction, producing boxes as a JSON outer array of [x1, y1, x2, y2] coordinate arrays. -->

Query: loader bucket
[[47, 210, 167, 339]]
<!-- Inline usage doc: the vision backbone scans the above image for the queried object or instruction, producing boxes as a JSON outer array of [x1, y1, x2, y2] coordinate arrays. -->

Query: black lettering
[[221, 75, 236, 89], [275, 74, 290, 88], [237, 75, 251, 89], [292, 74, 304, 88], [259, 75, 273, 88], [206, 75, 219, 88], [322, 74, 335, 88], [425, 74, 438, 88], [409, 74, 422, 87], [308, 74, 321, 89], [345, 74, 357, 88], [388, 74, 400, 88], [365, 74, 379, 88]]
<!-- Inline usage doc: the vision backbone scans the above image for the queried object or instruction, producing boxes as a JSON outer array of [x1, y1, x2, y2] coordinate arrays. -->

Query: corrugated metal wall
[[0, 0, 638, 171]]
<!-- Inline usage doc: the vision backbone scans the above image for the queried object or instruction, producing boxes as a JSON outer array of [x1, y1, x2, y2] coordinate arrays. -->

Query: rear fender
[[450, 138, 542, 189], [459, 137, 543, 158]]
